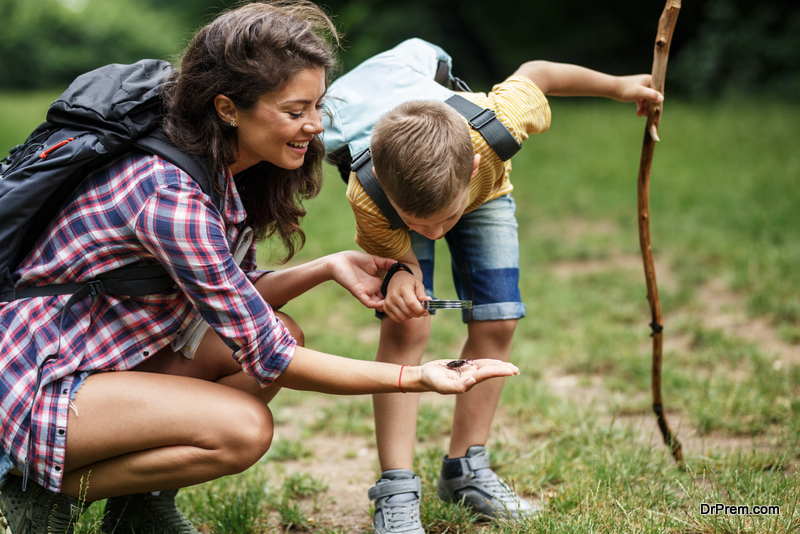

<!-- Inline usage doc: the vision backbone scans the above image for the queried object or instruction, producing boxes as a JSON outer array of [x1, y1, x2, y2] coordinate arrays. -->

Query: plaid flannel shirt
[[0, 153, 296, 492]]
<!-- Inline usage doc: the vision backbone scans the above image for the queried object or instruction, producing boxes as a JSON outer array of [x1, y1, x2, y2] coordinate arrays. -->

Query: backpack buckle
[[468, 108, 497, 130], [87, 280, 106, 296], [351, 149, 372, 172]]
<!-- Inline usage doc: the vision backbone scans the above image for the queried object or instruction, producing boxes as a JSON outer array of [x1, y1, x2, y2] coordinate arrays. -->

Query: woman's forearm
[[253, 256, 332, 308], [272, 346, 417, 395]]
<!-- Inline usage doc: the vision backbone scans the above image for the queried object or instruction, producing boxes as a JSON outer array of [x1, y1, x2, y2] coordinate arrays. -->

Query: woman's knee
[[217, 399, 274, 473]]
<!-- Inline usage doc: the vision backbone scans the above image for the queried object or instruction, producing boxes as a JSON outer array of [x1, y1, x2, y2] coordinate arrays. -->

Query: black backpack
[[0, 59, 218, 308]]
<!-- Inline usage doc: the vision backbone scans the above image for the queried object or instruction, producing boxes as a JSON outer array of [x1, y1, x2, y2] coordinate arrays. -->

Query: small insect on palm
[[439, 359, 474, 376]]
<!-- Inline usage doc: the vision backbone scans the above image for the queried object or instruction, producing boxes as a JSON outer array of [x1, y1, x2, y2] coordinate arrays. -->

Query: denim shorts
[[0, 371, 91, 485], [410, 194, 525, 323]]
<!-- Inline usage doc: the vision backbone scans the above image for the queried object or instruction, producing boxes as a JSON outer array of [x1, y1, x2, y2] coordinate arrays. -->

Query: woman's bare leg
[[61, 371, 273, 501], [58, 312, 306, 501], [61, 313, 305, 500], [133, 311, 303, 403]]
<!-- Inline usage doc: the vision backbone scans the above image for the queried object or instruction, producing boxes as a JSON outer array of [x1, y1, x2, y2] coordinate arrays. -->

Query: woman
[[0, 2, 518, 533]]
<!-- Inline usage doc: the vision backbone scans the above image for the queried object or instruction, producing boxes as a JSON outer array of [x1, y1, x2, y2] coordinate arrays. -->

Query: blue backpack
[[323, 38, 521, 229], [0, 59, 218, 308]]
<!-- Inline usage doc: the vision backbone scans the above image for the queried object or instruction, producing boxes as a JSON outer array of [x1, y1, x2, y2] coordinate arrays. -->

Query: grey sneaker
[[367, 470, 425, 534], [101, 489, 199, 534], [437, 446, 537, 520], [0, 474, 86, 534]]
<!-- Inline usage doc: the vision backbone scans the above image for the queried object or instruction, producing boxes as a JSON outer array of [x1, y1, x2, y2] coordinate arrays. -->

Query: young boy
[[330, 49, 662, 533]]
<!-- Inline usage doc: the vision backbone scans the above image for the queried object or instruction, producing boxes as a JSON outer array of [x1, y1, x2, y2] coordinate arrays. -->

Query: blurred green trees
[[0, 0, 797, 98], [0, 0, 187, 88]]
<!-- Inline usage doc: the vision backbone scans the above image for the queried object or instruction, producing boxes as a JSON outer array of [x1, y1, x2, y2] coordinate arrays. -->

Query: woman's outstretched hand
[[412, 359, 520, 394]]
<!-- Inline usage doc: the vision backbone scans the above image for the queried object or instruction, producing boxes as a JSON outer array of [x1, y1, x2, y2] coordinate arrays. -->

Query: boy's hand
[[383, 271, 430, 322], [615, 74, 664, 117]]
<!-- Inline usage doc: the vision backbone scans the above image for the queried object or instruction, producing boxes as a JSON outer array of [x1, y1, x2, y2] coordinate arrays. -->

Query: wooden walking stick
[[638, 0, 683, 462]]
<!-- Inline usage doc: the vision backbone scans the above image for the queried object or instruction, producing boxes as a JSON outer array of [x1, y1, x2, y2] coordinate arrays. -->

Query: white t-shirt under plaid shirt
[[346, 75, 551, 260]]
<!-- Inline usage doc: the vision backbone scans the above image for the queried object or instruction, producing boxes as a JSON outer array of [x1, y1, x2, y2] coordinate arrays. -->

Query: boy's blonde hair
[[370, 100, 473, 218]]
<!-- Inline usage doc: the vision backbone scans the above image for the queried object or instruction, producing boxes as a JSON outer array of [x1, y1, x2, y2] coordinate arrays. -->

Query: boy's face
[[381, 153, 481, 241], [394, 187, 470, 240]]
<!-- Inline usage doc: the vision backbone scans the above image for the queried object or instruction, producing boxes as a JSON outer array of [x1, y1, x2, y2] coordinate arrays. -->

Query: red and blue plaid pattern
[[0, 153, 295, 492]]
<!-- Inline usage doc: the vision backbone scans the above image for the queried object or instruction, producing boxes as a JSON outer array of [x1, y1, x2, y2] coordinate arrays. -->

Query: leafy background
[[0, 0, 798, 99]]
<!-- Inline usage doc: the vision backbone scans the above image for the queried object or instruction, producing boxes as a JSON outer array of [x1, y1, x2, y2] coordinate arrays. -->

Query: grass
[[2, 90, 799, 532]]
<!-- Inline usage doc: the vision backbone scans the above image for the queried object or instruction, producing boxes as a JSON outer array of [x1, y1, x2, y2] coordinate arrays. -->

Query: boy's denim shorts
[[410, 194, 525, 323]]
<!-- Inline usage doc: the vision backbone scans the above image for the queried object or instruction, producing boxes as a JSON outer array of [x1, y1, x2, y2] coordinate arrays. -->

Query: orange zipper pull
[[39, 138, 75, 159]]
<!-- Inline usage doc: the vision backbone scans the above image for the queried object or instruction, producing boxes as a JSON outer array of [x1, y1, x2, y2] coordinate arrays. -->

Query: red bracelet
[[399, 365, 407, 393]]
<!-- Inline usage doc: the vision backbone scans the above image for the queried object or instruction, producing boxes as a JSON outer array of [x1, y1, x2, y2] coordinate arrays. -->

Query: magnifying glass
[[423, 299, 473, 310]]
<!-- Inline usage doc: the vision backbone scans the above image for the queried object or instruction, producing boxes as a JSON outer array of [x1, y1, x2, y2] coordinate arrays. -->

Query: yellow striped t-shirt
[[346, 75, 551, 259]]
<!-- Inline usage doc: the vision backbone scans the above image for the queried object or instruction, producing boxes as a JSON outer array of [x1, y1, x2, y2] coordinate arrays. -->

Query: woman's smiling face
[[228, 66, 326, 174]]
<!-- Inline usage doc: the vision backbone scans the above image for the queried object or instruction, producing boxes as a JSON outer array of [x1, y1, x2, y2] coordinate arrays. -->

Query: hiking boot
[[101, 489, 199, 534], [437, 446, 537, 520], [0, 474, 86, 534], [367, 470, 425, 534]]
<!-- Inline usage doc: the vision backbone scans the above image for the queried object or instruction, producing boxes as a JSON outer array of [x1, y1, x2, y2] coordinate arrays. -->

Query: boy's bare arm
[[514, 60, 663, 112]]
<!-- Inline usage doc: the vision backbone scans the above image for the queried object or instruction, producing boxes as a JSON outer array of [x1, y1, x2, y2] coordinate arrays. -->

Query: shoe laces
[[472, 472, 519, 505], [42, 499, 83, 534], [382, 497, 421, 531]]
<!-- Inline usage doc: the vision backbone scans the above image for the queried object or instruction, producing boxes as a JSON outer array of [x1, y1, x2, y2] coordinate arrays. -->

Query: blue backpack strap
[[352, 149, 406, 231], [444, 94, 522, 161]]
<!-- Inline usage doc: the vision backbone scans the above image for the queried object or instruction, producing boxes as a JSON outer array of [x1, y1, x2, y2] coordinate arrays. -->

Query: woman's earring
[[229, 119, 237, 127]]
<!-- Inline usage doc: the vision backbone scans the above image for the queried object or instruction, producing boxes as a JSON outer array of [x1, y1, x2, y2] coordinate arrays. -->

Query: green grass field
[[2, 91, 799, 533]]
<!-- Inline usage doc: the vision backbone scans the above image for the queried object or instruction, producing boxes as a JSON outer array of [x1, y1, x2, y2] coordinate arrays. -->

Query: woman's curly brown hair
[[162, 1, 340, 262]]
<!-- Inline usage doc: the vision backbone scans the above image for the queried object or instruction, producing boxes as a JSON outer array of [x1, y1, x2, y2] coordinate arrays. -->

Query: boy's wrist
[[381, 262, 414, 297]]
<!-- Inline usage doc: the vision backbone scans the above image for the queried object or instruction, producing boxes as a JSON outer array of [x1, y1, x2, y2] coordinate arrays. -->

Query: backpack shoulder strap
[[444, 94, 521, 161], [10, 132, 218, 303], [351, 149, 406, 231], [134, 129, 220, 211], [348, 95, 522, 231], [13, 264, 176, 301]]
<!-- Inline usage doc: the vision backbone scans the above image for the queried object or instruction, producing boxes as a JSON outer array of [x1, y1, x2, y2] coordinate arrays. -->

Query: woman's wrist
[[321, 253, 345, 283], [398, 364, 422, 393]]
